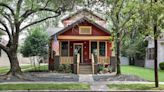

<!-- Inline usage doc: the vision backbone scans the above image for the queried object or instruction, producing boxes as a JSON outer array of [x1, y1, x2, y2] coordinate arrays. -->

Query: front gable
[[56, 17, 110, 37], [60, 20, 110, 36]]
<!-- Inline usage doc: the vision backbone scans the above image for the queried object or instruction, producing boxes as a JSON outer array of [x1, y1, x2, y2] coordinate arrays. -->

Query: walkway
[[79, 74, 109, 91]]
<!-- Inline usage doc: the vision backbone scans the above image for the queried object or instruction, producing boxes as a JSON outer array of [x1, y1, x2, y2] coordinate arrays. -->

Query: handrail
[[91, 54, 95, 74], [77, 53, 80, 74]]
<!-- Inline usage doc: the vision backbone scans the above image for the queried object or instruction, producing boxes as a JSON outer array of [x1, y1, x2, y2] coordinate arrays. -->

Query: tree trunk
[[154, 0, 159, 88], [116, 33, 121, 75], [7, 48, 22, 75]]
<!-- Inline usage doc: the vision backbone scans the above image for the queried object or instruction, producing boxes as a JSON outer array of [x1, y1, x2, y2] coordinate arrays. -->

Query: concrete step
[[79, 64, 92, 74]]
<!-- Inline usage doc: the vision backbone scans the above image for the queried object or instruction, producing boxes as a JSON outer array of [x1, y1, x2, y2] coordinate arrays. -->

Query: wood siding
[[60, 20, 110, 36]]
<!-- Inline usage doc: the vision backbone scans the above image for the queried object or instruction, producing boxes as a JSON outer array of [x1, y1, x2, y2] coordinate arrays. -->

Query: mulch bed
[[0, 72, 79, 82]]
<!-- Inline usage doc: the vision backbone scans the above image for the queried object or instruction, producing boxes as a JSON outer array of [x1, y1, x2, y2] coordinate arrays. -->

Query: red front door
[[74, 43, 83, 63]]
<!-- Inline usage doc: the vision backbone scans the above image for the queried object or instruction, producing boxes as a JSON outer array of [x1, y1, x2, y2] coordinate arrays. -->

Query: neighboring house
[[145, 33, 164, 68], [47, 9, 114, 74]]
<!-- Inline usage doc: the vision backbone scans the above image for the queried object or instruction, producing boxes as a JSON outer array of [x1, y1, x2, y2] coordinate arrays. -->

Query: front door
[[74, 43, 83, 63]]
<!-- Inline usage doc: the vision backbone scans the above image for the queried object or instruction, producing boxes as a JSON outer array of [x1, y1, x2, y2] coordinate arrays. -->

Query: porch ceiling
[[58, 36, 110, 40]]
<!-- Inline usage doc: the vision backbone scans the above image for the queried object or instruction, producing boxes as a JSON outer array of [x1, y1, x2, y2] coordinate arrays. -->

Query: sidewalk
[[1, 75, 164, 91]]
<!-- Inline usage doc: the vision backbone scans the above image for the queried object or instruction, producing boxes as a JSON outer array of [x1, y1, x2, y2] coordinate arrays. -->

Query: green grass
[[107, 84, 164, 90], [121, 65, 164, 82], [0, 65, 47, 74], [0, 83, 90, 90], [24, 65, 48, 72]]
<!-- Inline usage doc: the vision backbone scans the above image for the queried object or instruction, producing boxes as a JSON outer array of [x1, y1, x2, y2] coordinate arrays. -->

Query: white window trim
[[79, 26, 92, 34]]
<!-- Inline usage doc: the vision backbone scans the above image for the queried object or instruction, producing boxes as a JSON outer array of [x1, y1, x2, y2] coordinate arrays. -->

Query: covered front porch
[[59, 40, 111, 65], [55, 35, 112, 74]]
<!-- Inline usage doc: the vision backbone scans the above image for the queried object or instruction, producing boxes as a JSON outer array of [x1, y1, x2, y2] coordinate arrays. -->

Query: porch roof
[[58, 36, 110, 40]]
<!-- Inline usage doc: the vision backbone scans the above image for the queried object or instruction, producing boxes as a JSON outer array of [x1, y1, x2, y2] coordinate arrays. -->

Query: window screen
[[91, 42, 97, 54], [99, 42, 105, 56], [61, 41, 68, 56]]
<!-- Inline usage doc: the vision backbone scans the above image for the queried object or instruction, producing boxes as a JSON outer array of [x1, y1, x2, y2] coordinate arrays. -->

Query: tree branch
[[20, 7, 61, 23], [119, 9, 134, 30], [16, 0, 23, 17], [0, 19, 12, 40], [20, 14, 60, 32], [0, 3, 15, 16], [0, 12, 14, 32], [0, 27, 6, 32], [0, 43, 8, 52]]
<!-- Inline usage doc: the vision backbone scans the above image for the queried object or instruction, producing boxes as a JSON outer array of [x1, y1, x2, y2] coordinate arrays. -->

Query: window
[[147, 48, 154, 60], [91, 42, 97, 54], [61, 41, 68, 56], [99, 42, 106, 56], [79, 26, 92, 34]]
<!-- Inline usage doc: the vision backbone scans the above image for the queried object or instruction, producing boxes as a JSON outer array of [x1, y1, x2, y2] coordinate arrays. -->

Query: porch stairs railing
[[76, 53, 92, 74], [76, 53, 80, 74], [91, 54, 95, 74]]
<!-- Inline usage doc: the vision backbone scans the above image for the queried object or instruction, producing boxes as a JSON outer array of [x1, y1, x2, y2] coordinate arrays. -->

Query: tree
[[105, 0, 139, 75], [121, 29, 147, 65], [20, 27, 48, 70], [133, 0, 163, 87], [0, 0, 79, 77]]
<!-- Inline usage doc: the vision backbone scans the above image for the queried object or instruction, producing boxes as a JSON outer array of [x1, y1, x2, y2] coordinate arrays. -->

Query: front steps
[[79, 64, 92, 74]]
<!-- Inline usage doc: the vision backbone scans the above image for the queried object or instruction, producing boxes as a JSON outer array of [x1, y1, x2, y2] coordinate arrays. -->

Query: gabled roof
[[61, 8, 106, 22], [51, 17, 110, 38], [46, 27, 63, 37]]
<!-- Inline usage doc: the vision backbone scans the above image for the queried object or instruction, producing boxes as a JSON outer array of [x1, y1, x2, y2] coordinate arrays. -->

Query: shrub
[[58, 64, 72, 73], [159, 62, 164, 70], [98, 65, 104, 72], [63, 64, 72, 73], [58, 65, 64, 72]]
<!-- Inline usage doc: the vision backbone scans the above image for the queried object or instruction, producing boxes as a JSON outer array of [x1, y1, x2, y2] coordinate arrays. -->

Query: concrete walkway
[[79, 74, 94, 83], [79, 74, 109, 91], [90, 82, 109, 91]]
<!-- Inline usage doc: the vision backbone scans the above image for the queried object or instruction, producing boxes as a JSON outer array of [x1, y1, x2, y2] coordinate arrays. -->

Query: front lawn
[[107, 84, 164, 90], [121, 65, 164, 82], [0, 64, 47, 74], [0, 83, 90, 90]]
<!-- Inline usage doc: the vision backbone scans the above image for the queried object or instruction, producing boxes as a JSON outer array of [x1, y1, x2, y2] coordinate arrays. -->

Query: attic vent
[[79, 26, 92, 34]]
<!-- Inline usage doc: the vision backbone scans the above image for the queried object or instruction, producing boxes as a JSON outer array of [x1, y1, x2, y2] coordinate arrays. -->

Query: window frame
[[79, 26, 92, 35], [99, 41, 106, 56], [61, 41, 69, 56], [147, 48, 154, 60]]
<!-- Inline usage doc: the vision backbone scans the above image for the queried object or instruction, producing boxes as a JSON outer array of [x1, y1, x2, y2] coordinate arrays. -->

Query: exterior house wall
[[69, 41, 90, 63], [120, 57, 129, 65], [59, 20, 112, 61], [145, 35, 164, 69], [60, 20, 110, 36]]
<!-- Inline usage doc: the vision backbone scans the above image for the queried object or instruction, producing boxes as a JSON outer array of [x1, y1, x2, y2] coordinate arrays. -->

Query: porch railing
[[98, 56, 110, 64], [60, 56, 73, 64], [91, 54, 95, 74], [77, 53, 80, 74]]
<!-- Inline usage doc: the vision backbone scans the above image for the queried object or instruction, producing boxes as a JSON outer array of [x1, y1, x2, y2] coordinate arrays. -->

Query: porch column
[[97, 41, 99, 63]]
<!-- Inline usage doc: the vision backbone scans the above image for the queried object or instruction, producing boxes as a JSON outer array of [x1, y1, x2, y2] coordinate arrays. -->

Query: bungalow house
[[48, 9, 114, 74], [145, 33, 164, 69]]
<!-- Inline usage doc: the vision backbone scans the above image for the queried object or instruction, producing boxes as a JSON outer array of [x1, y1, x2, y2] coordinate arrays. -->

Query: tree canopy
[[20, 27, 48, 58]]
